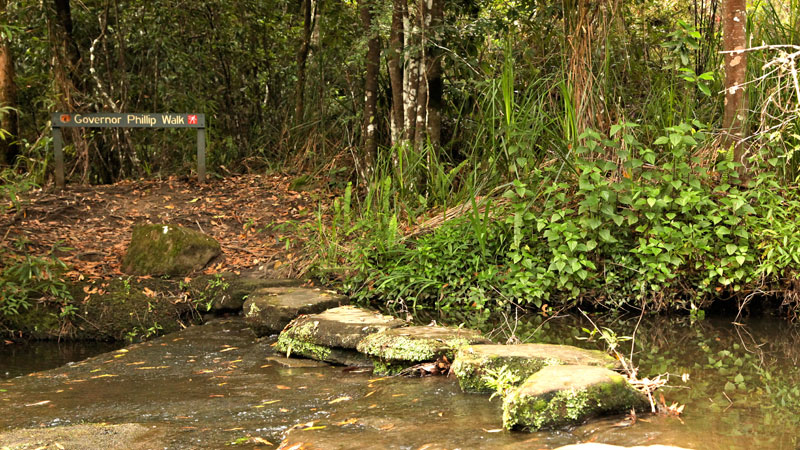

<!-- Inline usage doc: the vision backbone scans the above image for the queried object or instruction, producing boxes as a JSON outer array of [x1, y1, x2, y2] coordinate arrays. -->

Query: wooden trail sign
[[51, 112, 207, 188]]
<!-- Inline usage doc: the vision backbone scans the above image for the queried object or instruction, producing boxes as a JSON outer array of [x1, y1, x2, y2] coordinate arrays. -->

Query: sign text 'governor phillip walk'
[[51, 113, 205, 129]]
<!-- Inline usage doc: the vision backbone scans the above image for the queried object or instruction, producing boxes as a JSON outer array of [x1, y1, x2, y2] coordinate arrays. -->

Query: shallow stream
[[0, 314, 798, 449]]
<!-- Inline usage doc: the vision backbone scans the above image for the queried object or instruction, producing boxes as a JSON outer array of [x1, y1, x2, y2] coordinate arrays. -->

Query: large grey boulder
[[356, 325, 491, 375], [242, 286, 348, 336], [276, 306, 405, 366], [502, 365, 648, 431], [122, 224, 220, 276], [452, 343, 619, 393]]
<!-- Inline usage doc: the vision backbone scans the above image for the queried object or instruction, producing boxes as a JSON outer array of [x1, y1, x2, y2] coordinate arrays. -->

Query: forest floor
[[0, 174, 334, 282]]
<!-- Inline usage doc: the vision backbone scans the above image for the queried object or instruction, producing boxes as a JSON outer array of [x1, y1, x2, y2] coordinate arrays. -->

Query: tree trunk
[[402, 1, 418, 144], [50, 0, 90, 182], [413, 0, 428, 150], [425, 0, 444, 149], [359, 0, 379, 180], [722, 0, 748, 169], [294, 0, 312, 123], [0, 0, 18, 166], [388, 0, 405, 145], [53, 0, 81, 86]]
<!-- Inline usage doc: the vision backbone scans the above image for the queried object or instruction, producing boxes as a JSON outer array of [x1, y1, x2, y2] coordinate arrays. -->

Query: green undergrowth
[[313, 121, 800, 317], [0, 240, 74, 324]]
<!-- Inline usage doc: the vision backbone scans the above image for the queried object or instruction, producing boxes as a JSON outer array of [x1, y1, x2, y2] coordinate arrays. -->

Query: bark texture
[[0, 0, 18, 165], [722, 0, 748, 167], [425, 0, 444, 149], [54, 0, 81, 84], [294, 0, 313, 123], [360, 0, 379, 179], [388, 0, 405, 145]]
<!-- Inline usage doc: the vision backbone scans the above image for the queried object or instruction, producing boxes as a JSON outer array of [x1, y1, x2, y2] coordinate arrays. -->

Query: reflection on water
[[0, 340, 121, 379], [0, 315, 798, 449]]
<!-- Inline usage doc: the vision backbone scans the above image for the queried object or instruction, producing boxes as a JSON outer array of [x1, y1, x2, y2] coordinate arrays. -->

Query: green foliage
[[0, 169, 37, 215], [125, 321, 163, 343], [0, 240, 73, 320], [482, 365, 522, 401], [187, 274, 230, 313], [326, 122, 800, 316]]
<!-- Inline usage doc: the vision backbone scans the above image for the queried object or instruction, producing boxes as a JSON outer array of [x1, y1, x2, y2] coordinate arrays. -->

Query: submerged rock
[[264, 355, 330, 368], [357, 325, 491, 375], [0, 423, 167, 450], [275, 306, 405, 366], [452, 343, 619, 393], [122, 224, 221, 276], [243, 287, 348, 336], [554, 445, 692, 450], [503, 365, 647, 431]]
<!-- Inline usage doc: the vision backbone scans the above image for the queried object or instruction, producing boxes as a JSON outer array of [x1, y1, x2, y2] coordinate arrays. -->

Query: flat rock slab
[[275, 306, 404, 366], [275, 341, 374, 367], [503, 365, 648, 431], [122, 224, 221, 276], [280, 306, 406, 349], [357, 326, 491, 374], [190, 273, 303, 312], [452, 343, 619, 393], [243, 287, 348, 336]]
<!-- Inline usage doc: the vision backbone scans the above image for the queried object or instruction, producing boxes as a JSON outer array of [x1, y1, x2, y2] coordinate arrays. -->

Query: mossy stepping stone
[[356, 326, 491, 375], [452, 343, 619, 393], [188, 273, 303, 312], [276, 306, 404, 366], [243, 287, 348, 337], [502, 365, 648, 431], [122, 224, 221, 276], [280, 306, 406, 348]]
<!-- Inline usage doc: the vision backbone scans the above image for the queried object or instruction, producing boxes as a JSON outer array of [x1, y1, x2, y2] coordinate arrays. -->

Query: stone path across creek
[[0, 283, 692, 449]]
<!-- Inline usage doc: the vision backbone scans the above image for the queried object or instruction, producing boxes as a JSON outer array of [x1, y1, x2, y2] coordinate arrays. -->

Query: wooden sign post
[[51, 112, 207, 188]]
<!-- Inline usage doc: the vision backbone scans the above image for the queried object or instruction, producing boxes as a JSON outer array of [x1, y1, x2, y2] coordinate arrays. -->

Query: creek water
[[0, 314, 798, 449]]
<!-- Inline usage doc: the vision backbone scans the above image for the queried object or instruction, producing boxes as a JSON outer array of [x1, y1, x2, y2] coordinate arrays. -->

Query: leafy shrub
[[0, 241, 74, 320], [335, 121, 800, 316]]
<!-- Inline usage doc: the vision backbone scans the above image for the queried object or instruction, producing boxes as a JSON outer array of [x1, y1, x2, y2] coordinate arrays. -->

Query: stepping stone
[[356, 326, 491, 375], [275, 343, 373, 367], [276, 306, 405, 366], [502, 365, 648, 431], [452, 343, 619, 393], [189, 273, 302, 312], [243, 287, 348, 336]]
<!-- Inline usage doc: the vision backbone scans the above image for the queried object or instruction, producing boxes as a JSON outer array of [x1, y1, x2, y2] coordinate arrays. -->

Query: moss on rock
[[122, 224, 221, 276], [502, 365, 648, 431], [452, 343, 620, 393], [276, 330, 333, 361], [356, 325, 491, 375], [275, 315, 375, 366], [280, 306, 406, 349]]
